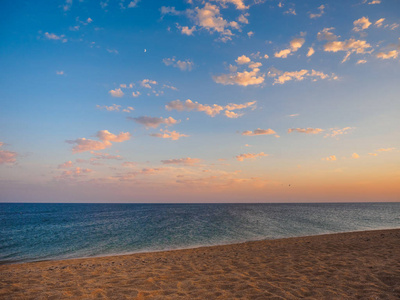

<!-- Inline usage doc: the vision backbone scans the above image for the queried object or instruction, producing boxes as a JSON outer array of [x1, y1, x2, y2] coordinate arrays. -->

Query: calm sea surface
[[1, 203, 399, 264]]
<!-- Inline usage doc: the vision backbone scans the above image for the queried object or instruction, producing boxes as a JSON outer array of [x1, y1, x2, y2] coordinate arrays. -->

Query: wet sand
[[1, 229, 399, 299]]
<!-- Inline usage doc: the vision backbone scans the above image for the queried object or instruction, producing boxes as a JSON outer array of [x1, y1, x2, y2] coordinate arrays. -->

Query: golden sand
[[1, 229, 399, 299]]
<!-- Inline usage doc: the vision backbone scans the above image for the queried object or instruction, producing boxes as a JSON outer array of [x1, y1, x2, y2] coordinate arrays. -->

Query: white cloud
[[44, 32, 67, 43], [150, 129, 189, 140], [309, 5, 325, 19], [56, 70, 64, 75], [288, 128, 324, 134], [132, 91, 141, 97], [128, 116, 179, 128], [376, 50, 399, 59], [109, 88, 124, 97], [128, 0, 140, 8], [274, 38, 305, 58], [161, 157, 201, 165], [353, 17, 372, 32], [307, 47, 315, 57], [236, 152, 268, 161], [163, 57, 194, 71], [242, 128, 276, 136], [161, 6, 181, 16], [96, 104, 134, 113]]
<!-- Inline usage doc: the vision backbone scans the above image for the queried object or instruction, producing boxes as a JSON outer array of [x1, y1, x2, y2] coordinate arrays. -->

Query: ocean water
[[0, 202, 399, 264]]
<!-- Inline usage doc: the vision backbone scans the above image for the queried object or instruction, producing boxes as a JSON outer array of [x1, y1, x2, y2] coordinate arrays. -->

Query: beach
[[1, 229, 399, 299]]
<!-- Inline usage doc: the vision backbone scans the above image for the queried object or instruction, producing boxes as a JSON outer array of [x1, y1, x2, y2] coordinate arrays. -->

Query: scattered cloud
[[109, 88, 124, 97], [289, 113, 299, 117], [376, 50, 399, 59], [357, 59, 367, 64], [368, 0, 381, 4], [307, 47, 315, 57], [128, 0, 140, 8], [56, 70, 64, 75], [0, 150, 18, 164], [166, 99, 256, 117], [242, 128, 276, 136], [369, 153, 378, 156], [161, 157, 201, 165], [163, 57, 194, 71], [323, 155, 337, 161], [274, 38, 305, 58], [58, 161, 74, 169], [269, 68, 336, 85], [141, 79, 157, 89], [288, 128, 324, 134], [236, 55, 251, 64], [66, 130, 131, 153], [96, 104, 134, 112], [236, 152, 268, 161], [324, 127, 353, 138], [211, 0, 249, 10], [377, 147, 395, 152], [150, 129, 189, 140], [44, 32, 67, 43], [178, 25, 196, 35], [284, 8, 296, 15], [375, 18, 385, 28], [323, 38, 372, 63], [309, 5, 325, 19], [213, 67, 264, 86], [132, 91, 141, 97], [352, 153, 360, 159], [353, 17, 372, 32], [317, 27, 338, 41], [128, 116, 179, 128]]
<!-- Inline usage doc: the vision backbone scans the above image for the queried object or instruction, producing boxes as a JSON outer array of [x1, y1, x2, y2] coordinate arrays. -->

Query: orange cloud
[[128, 116, 179, 128], [236, 152, 268, 161], [109, 88, 124, 97], [161, 157, 201, 165], [0, 150, 17, 164], [58, 161, 74, 169], [66, 130, 131, 153], [288, 128, 324, 134], [150, 129, 189, 140], [377, 147, 395, 152], [352, 153, 360, 159]]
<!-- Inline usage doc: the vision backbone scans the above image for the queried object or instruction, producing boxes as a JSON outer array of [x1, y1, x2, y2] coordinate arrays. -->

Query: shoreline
[[2, 227, 399, 266], [1, 228, 400, 299]]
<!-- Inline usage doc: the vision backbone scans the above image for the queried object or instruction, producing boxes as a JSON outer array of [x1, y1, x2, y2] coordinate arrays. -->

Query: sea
[[1, 202, 399, 264]]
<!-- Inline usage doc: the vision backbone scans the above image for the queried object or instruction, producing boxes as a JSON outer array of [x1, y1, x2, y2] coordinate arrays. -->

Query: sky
[[0, 0, 399, 203]]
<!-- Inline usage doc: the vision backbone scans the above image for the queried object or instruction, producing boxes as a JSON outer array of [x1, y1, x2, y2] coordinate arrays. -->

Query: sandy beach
[[1, 229, 399, 299]]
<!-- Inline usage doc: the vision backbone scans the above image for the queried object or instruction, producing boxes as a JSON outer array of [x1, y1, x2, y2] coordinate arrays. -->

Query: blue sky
[[0, 0, 399, 202]]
